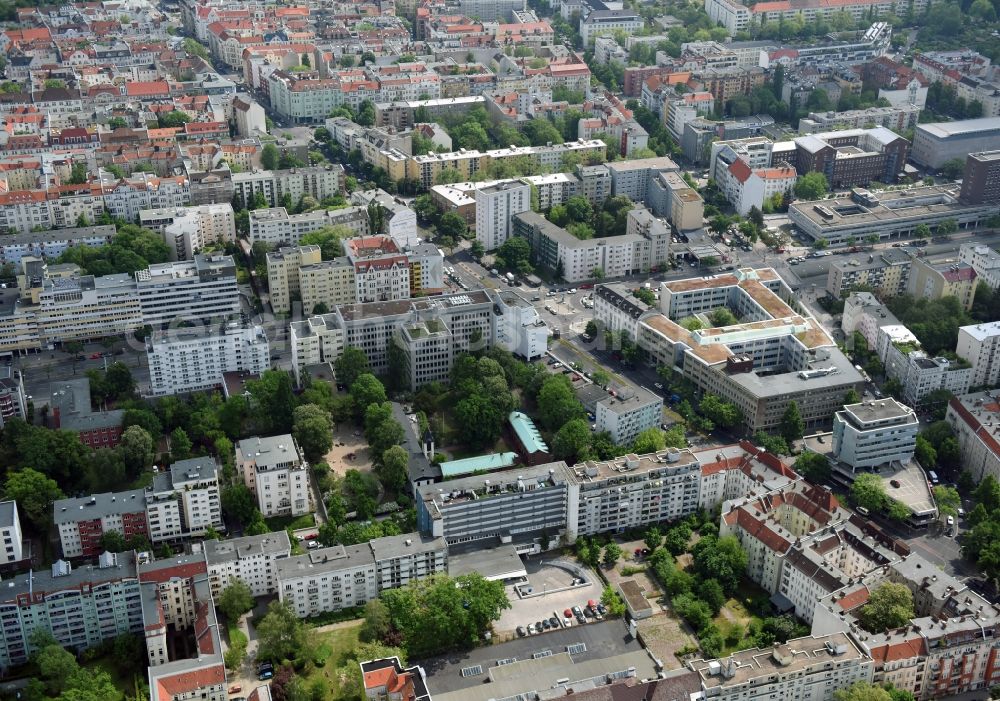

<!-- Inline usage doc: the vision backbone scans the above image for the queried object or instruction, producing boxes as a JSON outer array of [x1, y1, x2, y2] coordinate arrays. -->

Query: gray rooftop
[[724, 346, 863, 398], [446, 543, 525, 580], [203, 531, 292, 566], [0, 225, 116, 247], [0, 501, 16, 529], [840, 398, 916, 426], [54, 489, 147, 524], [917, 117, 1000, 139], [0, 551, 137, 602], [369, 532, 446, 562], [275, 544, 375, 579], [237, 435, 303, 469]]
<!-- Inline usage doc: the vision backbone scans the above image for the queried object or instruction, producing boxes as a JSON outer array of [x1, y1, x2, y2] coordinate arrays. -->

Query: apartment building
[[636, 269, 864, 433], [659, 171, 705, 231], [960, 150, 1000, 205], [0, 502, 22, 564], [267, 245, 322, 314], [841, 292, 902, 349], [0, 225, 115, 265], [959, 243, 1000, 289], [579, 9, 643, 46], [945, 391, 1000, 482], [898, 352, 972, 407], [593, 283, 654, 340], [716, 156, 797, 216], [704, 0, 751, 34], [369, 534, 448, 591], [144, 458, 224, 543], [277, 547, 372, 618], [136, 255, 240, 328], [798, 105, 921, 135], [0, 369, 27, 430], [595, 387, 663, 445], [145, 320, 270, 397], [906, 258, 978, 311], [236, 435, 311, 518], [203, 531, 292, 598], [344, 236, 412, 304], [54, 489, 148, 558], [248, 206, 369, 246], [0, 551, 143, 670], [491, 289, 550, 361], [475, 181, 530, 251], [138, 204, 236, 261], [831, 399, 918, 470], [825, 249, 912, 299], [49, 377, 124, 449], [606, 156, 680, 203], [688, 632, 873, 701], [957, 322, 1000, 388]]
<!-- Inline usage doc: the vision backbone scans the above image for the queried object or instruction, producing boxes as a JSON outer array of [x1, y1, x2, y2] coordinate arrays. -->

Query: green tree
[[170, 426, 192, 460], [536, 375, 586, 431], [780, 401, 805, 444], [256, 600, 310, 662], [261, 143, 279, 170], [437, 211, 468, 241], [631, 427, 666, 454], [939, 158, 965, 180], [119, 425, 154, 475], [914, 223, 931, 239], [98, 530, 128, 553], [691, 535, 747, 595], [844, 388, 861, 404], [158, 110, 192, 129], [602, 542, 623, 568], [709, 307, 738, 326], [292, 404, 333, 462], [3, 468, 64, 529], [699, 394, 742, 428], [858, 582, 914, 633], [851, 473, 888, 512], [334, 346, 370, 388], [697, 579, 726, 615], [552, 418, 593, 461], [68, 161, 89, 185], [795, 452, 830, 482], [247, 370, 297, 433], [221, 484, 257, 525], [351, 373, 388, 415], [360, 599, 391, 643], [36, 643, 80, 695], [377, 445, 409, 492], [833, 682, 893, 701], [793, 172, 829, 200], [933, 485, 961, 517], [216, 578, 255, 622], [663, 424, 687, 449], [601, 584, 627, 617]]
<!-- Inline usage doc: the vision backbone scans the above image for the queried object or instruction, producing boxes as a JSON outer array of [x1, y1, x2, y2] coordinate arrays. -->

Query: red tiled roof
[[728, 157, 752, 184]]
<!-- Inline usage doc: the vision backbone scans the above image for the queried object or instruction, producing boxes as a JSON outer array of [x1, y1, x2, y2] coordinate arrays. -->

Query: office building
[[31, 270, 144, 345], [0, 552, 143, 670], [595, 387, 663, 445], [579, 9, 644, 46], [138, 204, 236, 261], [957, 322, 1000, 389], [475, 181, 530, 251], [49, 377, 124, 449], [236, 435, 311, 518], [489, 289, 550, 361], [266, 245, 322, 314], [0, 501, 22, 564], [945, 391, 1000, 483], [910, 117, 1000, 169], [136, 255, 240, 328], [960, 150, 1000, 205], [636, 269, 863, 433], [906, 258, 978, 310], [248, 206, 369, 246], [825, 249, 912, 299], [959, 243, 1000, 289], [54, 489, 148, 558], [789, 185, 998, 246], [831, 399, 918, 470], [688, 632, 873, 701], [144, 458, 224, 543], [794, 127, 909, 188], [145, 320, 270, 397], [203, 531, 292, 598]]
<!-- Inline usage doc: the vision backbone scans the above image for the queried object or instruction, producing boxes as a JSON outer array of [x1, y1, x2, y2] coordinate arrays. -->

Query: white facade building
[[277, 545, 378, 618], [946, 391, 1000, 483], [475, 181, 530, 251], [139, 204, 236, 261], [136, 255, 240, 328], [492, 289, 551, 360], [203, 531, 292, 598], [595, 387, 663, 445], [831, 399, 918, 470], [957, 321, 1000, 389], [145, 321, 270, 397], [236, 435, 311, 518], [144, 458, 224, 543], [0, 502, 22, 564], [959, 243, 1000, 289], [248, 206, 369, 246]]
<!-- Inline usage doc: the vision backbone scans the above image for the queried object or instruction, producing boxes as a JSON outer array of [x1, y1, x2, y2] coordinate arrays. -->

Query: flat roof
[[275, 544, 374, 579], [0, 551, 137, 602], [54, 489, 146, 523], [917, 117, 1000, 138], [445, 542, 526, 581], [369, 533, 446, 562], [203, 531, 291, 566], [840, 398, 916, 426]]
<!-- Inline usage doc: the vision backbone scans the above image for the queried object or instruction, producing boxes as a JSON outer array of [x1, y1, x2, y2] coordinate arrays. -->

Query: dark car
[[549, 616, 559, 628], [576, 613, 586, 624], [258, 671, 273, 681], [516, 626, 527, 637], [537, 620, 546, 631]]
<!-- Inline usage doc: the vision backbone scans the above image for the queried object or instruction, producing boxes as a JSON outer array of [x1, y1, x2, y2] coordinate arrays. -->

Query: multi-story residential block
[[636, 269, 863, 433], [716, 156, 797, 216], [231, 166, 343, 210], [960, 150, 1000, 205], [606, 156, 680, 203], [369, 534, 448, 592], [579, 9, 644, 46], [798, 105, 921, 135], [0, 368, 27, 430], [911, 118, 1000, 170], [0, 501, 22, 564], [0, 551, 143, 670], [490, 289, 551, 361], [267, 245, 322, 314], [144, 458, 224, 543], [203, 531, 292, 598], [32, 270, 143, 345], [593, 283, 655, 340], [0, 225, 115, 265], [277, 545, 378, 617], [138, 204, 236, 261], [688, 632, 873, 700], [49, 377, 124, 449], [945, 391, 1000, 482], [136, 254, 241, 328], [831, 399, 918, 470], [957, 321, 1000, 389], [790, 185, 998, 246], [101, 174, 191, 224], [299, 258, 357, 314], [344, 236, 412, 304], [826, 249, 913, 299], [475, 181, 530, 251], [906, 258, 978, 310], [145, 320, 270, 397], [794, 127, 909, 188], [248, 206, 369, 246], [351, 190, 419, 251], [704, 0, 751, 34], [236, 435, 311, 518], [898, 352, 972, 407], [54, 489, 148, 558], [959, 243, 1000, 289], [595, 387, 663, 445]]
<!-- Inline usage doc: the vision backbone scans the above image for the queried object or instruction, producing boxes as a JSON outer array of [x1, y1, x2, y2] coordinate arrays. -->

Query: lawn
[[299, 622, 364, 697]]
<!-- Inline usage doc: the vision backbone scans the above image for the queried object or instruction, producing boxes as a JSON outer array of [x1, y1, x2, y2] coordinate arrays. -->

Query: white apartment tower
[[136, 254, 240, 328], [144, 458, 224, 542], [476, 181, 530, 251], [236, 435, 311, 518], [957, 321, 1000, 389], [831, 399, 919, 470]]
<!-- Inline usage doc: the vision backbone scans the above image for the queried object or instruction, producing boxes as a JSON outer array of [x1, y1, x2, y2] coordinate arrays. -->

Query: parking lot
[[495, 559, 601, 634]]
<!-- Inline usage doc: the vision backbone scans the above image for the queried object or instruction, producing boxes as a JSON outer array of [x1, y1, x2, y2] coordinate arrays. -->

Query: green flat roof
[[508, 411, 549, 455], [440, 452, 518, 479]]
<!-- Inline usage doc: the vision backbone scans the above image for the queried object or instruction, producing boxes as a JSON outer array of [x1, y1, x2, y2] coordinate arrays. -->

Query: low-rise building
[[236, 435, 311, 518], [49, 377, 123, 449], [831, 399, 918, 470], [203, 531, 292, 598], [145, 320, 270, 397]]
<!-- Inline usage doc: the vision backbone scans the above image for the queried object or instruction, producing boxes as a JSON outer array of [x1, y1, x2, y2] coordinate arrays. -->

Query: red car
[[89, 353, 101, 359], [229, 686, 242, 694]]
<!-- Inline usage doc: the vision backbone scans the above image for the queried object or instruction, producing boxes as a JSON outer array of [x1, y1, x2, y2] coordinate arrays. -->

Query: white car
[[569, 288, 577, 294], [946, 515, 955, 527]]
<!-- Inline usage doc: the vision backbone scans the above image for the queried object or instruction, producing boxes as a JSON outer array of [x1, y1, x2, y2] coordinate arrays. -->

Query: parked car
[[258, 671, 273, 681], [549, 616, 559, 628], [229, 686, 242, 694], [517, 626, 527, 637]]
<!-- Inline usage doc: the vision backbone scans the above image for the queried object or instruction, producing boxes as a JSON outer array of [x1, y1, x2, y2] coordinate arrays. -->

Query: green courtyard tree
[[4, 468, 64, 529], [851, 473, 888, 512], [292, 404, 333, 462], [602, 542, 623, 568], [794, 452, 831, 482], [780, 401, 805, 443], [858, 582, 914, 633], [552, 418, 592, 461], [334, 346, 370, 388], [216, 579, 255, 622], [256, 600, 310, 662], [794, 172, 829, 200], [261, 143, 279, 170]]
